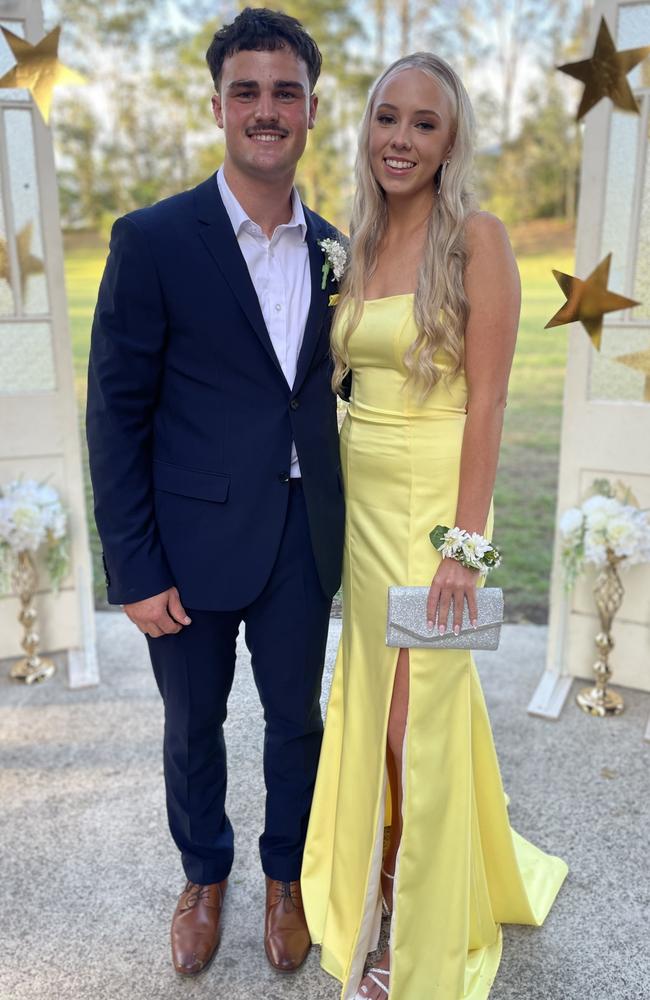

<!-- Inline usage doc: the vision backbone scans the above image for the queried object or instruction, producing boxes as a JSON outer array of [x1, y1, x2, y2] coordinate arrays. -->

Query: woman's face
[[368, 68, 454, 200]]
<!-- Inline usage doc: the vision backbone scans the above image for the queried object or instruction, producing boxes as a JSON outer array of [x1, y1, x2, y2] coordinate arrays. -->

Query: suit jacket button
[[278, 471, 290, 483], [290, 398, 300, 410]]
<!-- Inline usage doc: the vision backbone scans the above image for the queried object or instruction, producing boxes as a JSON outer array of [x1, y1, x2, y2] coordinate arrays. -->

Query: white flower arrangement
[[429, 524, 502, 574], [0, 479, 69, 593], [559, 480, 650, 588], [318, 238, 348, 289]]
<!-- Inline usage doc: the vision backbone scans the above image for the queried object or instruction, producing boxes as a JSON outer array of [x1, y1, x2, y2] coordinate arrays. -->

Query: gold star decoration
[[558, 16, 650, 120], [614, 347, 650, 402], [0, 25, 85, 123], [545, 254, 639, 351], [15, 222, 45, 299]]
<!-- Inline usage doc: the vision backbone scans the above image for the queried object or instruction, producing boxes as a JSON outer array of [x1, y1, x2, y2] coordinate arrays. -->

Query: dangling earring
[[436, 159, 450, 194]]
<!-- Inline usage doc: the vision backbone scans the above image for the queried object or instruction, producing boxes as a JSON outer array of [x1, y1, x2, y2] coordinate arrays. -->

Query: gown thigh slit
[[301, 294, 567, 1000]]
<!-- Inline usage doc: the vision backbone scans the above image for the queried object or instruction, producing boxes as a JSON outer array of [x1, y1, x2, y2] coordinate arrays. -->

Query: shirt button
[[290, 398, 300, 410], [278, 471, 290, 483], [275, 303, 282, 312]]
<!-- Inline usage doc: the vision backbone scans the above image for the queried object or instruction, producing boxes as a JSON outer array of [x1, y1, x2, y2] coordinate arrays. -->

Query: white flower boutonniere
[[319, 238, 347, 290]]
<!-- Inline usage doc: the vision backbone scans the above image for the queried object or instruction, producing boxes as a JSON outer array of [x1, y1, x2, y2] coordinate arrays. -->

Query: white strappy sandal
[[355, 965, 390, 998], [381, 866, 395, 917]]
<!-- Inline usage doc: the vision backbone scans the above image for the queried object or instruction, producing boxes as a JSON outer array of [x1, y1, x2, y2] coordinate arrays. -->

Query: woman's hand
[[426, 558, 479, 635]]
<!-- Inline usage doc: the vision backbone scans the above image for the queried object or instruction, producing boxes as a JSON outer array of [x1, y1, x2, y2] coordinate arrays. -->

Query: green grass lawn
[[66, 244, 108, 606], [65, 241, 572, 620], [490, 250, 572, 621]]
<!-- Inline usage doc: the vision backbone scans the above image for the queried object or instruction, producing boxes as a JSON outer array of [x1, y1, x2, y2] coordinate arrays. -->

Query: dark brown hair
[[206, 7, 322, 93]]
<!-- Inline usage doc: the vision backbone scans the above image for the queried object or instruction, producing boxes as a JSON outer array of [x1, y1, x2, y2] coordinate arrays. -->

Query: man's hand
[[123, 587, 192, 638]]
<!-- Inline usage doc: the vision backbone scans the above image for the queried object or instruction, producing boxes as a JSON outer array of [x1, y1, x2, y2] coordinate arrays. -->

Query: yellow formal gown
[[301, 294, 568, 1000]]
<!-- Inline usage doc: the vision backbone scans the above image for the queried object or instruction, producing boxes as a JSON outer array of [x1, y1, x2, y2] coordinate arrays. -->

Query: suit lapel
[[194, 174, 288, 385], [294, 210, 331, 394]]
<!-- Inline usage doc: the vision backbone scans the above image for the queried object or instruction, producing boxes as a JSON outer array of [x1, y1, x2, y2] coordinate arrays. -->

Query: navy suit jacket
[[86, 172, 345, 609]]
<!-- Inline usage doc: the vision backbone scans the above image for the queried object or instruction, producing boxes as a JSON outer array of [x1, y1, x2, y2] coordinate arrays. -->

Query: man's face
[[212, 46, 317, 185]]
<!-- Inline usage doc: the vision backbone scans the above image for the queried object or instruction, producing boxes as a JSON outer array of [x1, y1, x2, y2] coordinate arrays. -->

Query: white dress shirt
[[217, 168, 311, 478]]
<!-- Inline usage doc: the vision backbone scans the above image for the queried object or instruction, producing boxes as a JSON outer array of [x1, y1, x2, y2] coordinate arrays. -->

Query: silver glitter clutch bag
[[386, 586, 504, 650]]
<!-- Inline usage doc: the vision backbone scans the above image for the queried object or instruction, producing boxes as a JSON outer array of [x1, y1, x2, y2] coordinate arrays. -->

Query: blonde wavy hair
[[332, 52, 478, 401]]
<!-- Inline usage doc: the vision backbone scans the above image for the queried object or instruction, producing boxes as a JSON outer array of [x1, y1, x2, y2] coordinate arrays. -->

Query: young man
[[86, 7, 345, 977]]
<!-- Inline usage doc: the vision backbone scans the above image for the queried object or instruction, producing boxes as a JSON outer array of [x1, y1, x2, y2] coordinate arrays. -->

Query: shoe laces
[[270, 881, 300, 908], [183, 882, 214, 908]]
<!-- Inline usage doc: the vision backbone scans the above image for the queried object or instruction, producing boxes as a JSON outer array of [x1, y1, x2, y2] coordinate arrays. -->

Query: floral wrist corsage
[[429, 524, 502, 574]]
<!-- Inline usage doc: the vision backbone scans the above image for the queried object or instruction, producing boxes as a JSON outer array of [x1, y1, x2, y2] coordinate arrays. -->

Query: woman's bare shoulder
[[465, 212, 514, 272], [464, 210, 511, 251]]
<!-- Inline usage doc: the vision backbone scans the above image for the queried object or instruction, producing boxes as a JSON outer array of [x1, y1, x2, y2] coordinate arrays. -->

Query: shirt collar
[[217, 167, 307, 242]]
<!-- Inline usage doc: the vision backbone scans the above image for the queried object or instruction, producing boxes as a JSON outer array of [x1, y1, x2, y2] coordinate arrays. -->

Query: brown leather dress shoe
[[264, 877, 311, 972], [171, 879, 227, 976]]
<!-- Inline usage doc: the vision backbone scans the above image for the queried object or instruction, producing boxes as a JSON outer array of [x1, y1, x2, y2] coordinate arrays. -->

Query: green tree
[[54, 96, 100, 228], [47, 0, 586, 230], [477, 78, 581, 224]]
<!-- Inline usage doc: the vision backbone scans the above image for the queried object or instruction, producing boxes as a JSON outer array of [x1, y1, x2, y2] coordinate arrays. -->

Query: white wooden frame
[[529, 0, 650, 740], [0, 0, 97, 686]]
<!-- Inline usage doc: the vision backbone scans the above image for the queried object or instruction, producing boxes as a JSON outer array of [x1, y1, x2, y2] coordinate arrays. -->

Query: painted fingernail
[[471, 619, 478, 629], [454, 625, 460, 636], [438, 625, 446, 635]]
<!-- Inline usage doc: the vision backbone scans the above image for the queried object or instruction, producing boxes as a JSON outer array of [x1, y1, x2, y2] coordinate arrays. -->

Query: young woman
[[301, 53, 567, 1000]]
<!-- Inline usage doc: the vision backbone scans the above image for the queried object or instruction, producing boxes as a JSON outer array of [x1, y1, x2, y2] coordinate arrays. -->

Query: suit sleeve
[[86, 215, 175, 605]]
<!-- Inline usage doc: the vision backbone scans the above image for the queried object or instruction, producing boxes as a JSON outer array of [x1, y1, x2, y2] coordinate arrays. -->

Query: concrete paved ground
[[1, 613, 649, 1000]]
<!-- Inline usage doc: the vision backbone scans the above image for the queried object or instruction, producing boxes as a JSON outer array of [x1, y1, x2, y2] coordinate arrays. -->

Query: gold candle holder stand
[[9, 551, 56, 685], [576, 547, 624, 717]]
